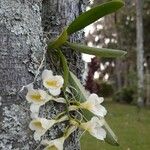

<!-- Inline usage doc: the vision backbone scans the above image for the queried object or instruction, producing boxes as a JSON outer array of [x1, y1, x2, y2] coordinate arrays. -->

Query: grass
[[80, 102, 150, 150]]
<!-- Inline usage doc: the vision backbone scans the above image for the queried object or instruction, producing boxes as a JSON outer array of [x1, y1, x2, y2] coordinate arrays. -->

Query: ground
[[81, 102, 150, 150]]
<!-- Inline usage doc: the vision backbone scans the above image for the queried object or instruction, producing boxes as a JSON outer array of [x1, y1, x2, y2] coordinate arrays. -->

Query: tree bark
[[145, 66, 150, 105], [0, 0, 86, 149], [42, 0, 85, 79], [145, 56, 150, 105], [136, 0, 144, 106]]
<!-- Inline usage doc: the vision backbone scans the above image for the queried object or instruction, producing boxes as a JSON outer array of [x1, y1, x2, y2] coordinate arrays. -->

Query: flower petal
[[90, 127, 106, 140], [38, 89, 51, 100], [29, 118, 56, 141], [43, 76, 64, 90], [81, 117, 106, 141], [90, 105, 107, 117], [41, 118, 56, 129], [91, 116, 101, 124], [26, 88, 50, 105], [30, 103, 40, 113], [42, 69, 53, 80], [29, 119, 42, 131], [49, 89, 61, 96], [30, 112, 38, 119], [53, 97, 66, 103], [88, 93, 104, 104], [80, 93, 107, 117], [55, 75, 64, 87], [42, 137, 65, 150]]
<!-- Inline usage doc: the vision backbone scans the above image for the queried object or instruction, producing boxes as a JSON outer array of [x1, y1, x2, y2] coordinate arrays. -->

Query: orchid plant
[[25, 1, 126, 149]]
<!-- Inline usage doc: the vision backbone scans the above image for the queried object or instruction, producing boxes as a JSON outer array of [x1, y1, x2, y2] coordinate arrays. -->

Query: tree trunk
[[0, 0, 86, 149], [115, 59, 122, 90], [42, 0, 85, 79], [145, 56, 150, 105], [136, 0, 144, 106], [145, 66, 150, 106]]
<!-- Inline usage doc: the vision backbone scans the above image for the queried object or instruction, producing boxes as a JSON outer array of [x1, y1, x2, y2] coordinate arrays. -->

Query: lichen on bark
[[0, 0, 45, 149], [0, 0, 87, 149]]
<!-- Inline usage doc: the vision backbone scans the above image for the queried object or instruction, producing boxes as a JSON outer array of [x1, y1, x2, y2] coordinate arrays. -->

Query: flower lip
[[26, 88, 51, 105], [80, 93, 107, 117], [42, 69, 64, 96], [31, 120, 42, 129], [43, 76, 64, 89], [29, 118, 45, 131], [29, 118, 56, 141], [42, 126, 76, 150], [42, 137, 65, 150], [44, 145, 58, 150], [45, 79, 59, 89], [81, 117, 106, 140]]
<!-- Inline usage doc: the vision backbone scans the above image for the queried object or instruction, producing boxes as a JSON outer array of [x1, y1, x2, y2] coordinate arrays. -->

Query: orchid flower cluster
[[25, 69, 107, 150], [22, 1, 125, 149]]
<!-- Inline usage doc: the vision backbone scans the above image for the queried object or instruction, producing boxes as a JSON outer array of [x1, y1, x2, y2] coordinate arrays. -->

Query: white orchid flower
[[42, 137, 65, 150], [42, 69, 64, 96], [29, 118, 56, 141], [26, 84, 51, 105], [29, 97, 66, 119], [25, 84, 66, 118], [81, 117, 106, 140], [26, 84, 52, 116], [42, 126, 77, 150], [80, 93, 107, 117], [29, 116, 68, 141], [29, 97, 65, 118]]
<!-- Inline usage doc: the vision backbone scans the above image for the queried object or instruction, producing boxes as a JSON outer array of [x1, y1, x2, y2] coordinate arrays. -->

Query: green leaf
[[69, 71, 87, 102], [66, 42, 127, 58], [48, 28, 68, 49], [68, 71, 119, 146], [103, 120, 119, 146], [58, 49, 69, 91], [67, 0, 124, 34]]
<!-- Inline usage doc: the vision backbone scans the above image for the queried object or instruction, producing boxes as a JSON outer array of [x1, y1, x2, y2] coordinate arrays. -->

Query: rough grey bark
[[0, 0, 87, 149], [0, 1, 44, 149], [136, 0, 144, 106], [42, 0, 86, 79]]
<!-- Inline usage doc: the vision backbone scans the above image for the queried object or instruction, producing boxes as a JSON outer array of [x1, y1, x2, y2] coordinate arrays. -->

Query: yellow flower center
[[30, 94, 42, 102], [82, 102, 92, 110], [46, 80, 59, 88], [33, 121, 42, 129], [47, 145, 58, 150], [81, 123, 91, 131]]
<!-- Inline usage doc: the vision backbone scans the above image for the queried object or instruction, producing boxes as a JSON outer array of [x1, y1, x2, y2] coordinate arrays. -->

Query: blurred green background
[[81, 102, 150, 150], [82, 0, 150, 149]]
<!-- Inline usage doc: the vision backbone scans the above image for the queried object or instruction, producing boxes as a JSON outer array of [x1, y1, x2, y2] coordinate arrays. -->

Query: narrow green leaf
[[58, 49, 69, 91], [103, 120, 119, 146], [48, 28, 68, 49], [69, 71, 87, 102], [66, 42, 127, 58], [68, 71, 119, 145], [67, 0, 124, 34]]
